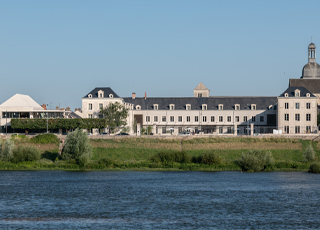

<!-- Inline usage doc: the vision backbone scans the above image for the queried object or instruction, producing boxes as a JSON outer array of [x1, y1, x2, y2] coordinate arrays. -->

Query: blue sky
[[0, 0, 319, 109]]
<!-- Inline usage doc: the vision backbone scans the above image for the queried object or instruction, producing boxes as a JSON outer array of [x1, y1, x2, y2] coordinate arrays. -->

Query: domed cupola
[[302, 43, 320, 78]]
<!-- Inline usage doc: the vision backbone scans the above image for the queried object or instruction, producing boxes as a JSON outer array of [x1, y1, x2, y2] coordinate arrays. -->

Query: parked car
[[178, 132, 192, 135], [87, 133, 93, 136], [100, 132, 110, 135], [117, 133, 129, 136]]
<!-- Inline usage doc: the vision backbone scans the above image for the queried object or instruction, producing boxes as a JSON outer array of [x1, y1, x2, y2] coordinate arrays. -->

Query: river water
[[0, 171, 320, 229]]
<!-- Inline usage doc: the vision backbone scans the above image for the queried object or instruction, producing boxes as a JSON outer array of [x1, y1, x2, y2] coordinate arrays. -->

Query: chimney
[[66, 106, 71, 111], [41, 104, 47, 110], [56, 106, 59, 110], [145, 92, 147, 99], [132, 92, 136, 99]]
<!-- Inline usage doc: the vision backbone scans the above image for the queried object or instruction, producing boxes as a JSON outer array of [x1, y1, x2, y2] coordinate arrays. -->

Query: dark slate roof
[[83, 87, 120, 98], [123, 96, 277, 110], [289, 79, 320, 94], [279, 86, 315, 97]]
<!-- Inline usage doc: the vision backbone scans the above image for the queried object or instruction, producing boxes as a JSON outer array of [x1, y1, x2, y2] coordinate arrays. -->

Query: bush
[[98, 158, 115, 167], [304, 144, 315, 162], [62, 129, 92, 166], [309, 162, 320, 173], [11, 146, 40, 163], [200, 152, 222, 165], [30, 134, 60, 144], [1, 139, 15, 161], [237, 150, 274, 172], [151, 151, 190, 164]]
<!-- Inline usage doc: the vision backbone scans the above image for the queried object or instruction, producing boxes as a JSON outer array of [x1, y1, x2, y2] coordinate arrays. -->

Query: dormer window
[[88, 94, 92, 98], [98, 90, 104, 98], [136, 105, 141, 110], [186, 104, 191, 110], [154, 104, 158, 110], [295, 89, 300, 97], [251, 104, 256, 110], [284, 93, 288, 97], [109, 94, 113, 98], [235, 104, 240, 110], [202, 104, 207, 110], [169, 104, 175, 110], [306, 93, 310, 97], [218, 104, 223, 110]]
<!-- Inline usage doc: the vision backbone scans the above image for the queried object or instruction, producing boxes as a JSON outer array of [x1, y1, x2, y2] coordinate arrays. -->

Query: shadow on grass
[[41, 151, 60, 161]]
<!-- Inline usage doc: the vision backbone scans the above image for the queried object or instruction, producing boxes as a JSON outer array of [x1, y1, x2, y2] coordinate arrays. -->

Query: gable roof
[[0, 94, 44, 110], [279, 87, 315, 97], [83, 87, 120, 99], [194, 82, 209, 90]]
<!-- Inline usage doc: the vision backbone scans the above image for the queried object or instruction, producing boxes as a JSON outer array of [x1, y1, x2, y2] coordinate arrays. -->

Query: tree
[[62, 128, 92, 166], [100, 102, 129, 133], [1, 139, 14, 161]]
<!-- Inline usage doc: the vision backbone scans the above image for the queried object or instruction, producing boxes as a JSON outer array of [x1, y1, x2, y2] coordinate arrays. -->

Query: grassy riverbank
[[0, 136, 319, 171]]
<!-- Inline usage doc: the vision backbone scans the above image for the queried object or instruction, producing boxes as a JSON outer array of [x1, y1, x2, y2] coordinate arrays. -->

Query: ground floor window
[[178, 127, 182, 133], [219, 127, 223, 133], [295, 126, 300, 134], [306, 126, 311, 133], [227, 127, 232, 133], [284, 126, 289, 134], [162, 127, 166, 134]]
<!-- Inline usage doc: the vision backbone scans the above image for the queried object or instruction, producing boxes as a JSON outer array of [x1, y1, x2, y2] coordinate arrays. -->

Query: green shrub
[[62, 128, 92, 166], [151, 151, 190, 164], [30, 134, 60, 144], [12, 146, 40, 163], [98, 158, 115, 167], [237, 150, 274, 172], [1, 139, 15, 161], [304, 144, 315, 162], [309, 162, 320, 173], [201, 152, 222, 165]]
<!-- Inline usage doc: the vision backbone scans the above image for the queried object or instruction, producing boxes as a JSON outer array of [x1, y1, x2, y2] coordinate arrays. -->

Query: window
[[211, 116, 215, 122], [203, 116, 207, 122], [295, 91, 300, 97], [219, 116, 223, 122], [306, 103, 311, 109], [284, 93, 288, 97], [219, 127, 223, 133], [306, 126, 311, 133], [198, 93, 202, 97], [109, 94, 113, 98], [227, 116, 231, 122], [202, 104, 207, 110], [146, 116, 150, 122], [295, 126, 300, 134], [285, 114, 289, 121], [218, 104, 223, 110], [306, 93, 310, 97], [306, 114, 311, 121], [98, 90, 104, 98], [295, 103, 300, 109], [88, 103, 92, 110], [186, 104, 191, 110], [284, 126, 289, 134], [295, 114, 300, 121], [88, 94, 92, 98], [178, 116, 182, 122], [162, 127, 166, 134], [187, 116, 190, 122], [99, 114, 103, 118], [244, 127, 247, 134], [235, 116, 239, 122], [252, 116, 256, 122], [136, 105, 141, 110], [195, 116, 199, 122], [170, 116, 174, 122], [170, 104, 175, 110], [178, 127, 183, 133], [251, 104, 256, 110], [162, 116, 166, 122], [99, 103, 103, 109], [285, 103, 289, 109], [154, 104, 158, 110], [235, 104, 240, 110], [259, 116, 264, 122], [227, 127, 232, 133], [243, 116, 247, 122], [154, 116, 158, 122], [88, 114, 92, 118]]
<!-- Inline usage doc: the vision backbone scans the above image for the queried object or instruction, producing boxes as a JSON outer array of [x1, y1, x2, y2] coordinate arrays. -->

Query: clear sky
[[0, 0, 320, 110]]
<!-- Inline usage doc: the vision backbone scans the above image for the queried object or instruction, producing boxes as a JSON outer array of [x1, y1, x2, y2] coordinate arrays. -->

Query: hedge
[[11, 118, 107, 130]]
